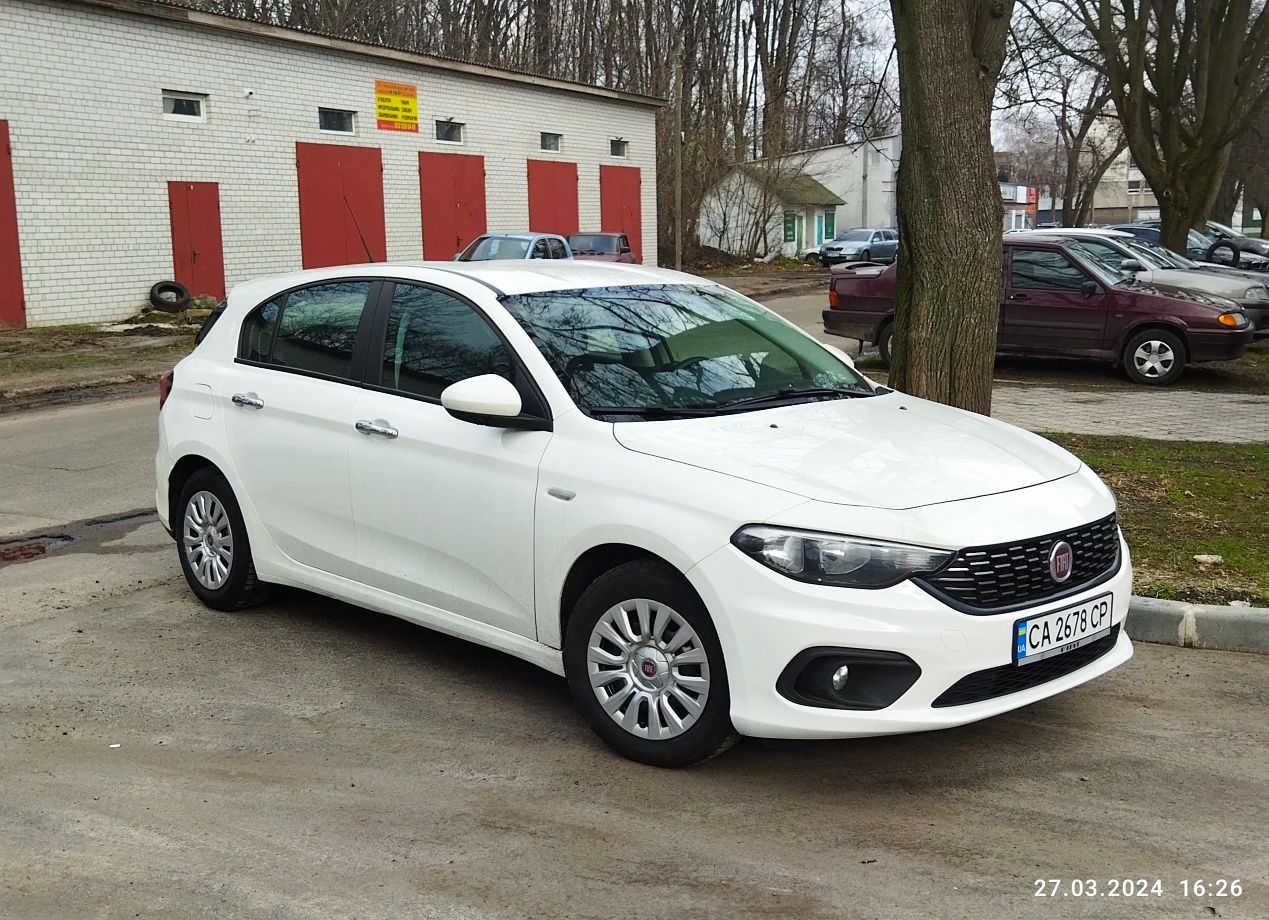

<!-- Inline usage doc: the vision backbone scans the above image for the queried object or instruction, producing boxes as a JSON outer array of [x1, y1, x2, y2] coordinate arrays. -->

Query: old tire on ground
[[176, 466, 270, 611], [1204, 240, 1241, 266], [150, 280, 190, 312], [1123, 328, 1187, 386], [876, 321, 894, 368], [564, 559, 737, 767]]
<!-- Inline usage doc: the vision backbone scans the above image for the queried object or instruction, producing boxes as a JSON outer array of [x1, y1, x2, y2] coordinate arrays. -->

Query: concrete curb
[[1129, 595, 1269, 654]]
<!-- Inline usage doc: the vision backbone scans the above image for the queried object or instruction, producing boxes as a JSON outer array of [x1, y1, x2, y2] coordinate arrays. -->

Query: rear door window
[[239, 280, 374, 380], [548, 238, 568, 259]]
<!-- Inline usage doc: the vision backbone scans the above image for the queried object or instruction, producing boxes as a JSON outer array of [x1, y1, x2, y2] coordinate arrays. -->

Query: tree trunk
[[888, 0, 1014, 414]]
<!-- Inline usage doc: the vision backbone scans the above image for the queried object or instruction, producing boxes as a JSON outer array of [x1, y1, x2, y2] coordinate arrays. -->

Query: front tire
[[1123, 328, 1186, 386], [564, 559, 737, 767], [176, 467, 270, 610]]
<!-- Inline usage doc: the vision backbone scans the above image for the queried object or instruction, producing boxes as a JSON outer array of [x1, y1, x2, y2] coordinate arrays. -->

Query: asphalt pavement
[[0, 346, 1266, 918]]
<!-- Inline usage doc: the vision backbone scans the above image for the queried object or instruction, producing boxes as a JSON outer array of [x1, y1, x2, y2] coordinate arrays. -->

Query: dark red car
[[567, 232, 638, 263], [824, 237, 1255, 385]]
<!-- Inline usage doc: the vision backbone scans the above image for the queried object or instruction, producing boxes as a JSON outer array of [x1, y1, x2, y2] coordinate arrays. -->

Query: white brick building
[[0, 0, 660, 327]]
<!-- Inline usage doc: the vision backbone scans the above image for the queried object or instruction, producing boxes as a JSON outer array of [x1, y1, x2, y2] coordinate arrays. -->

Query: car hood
[[1145, 269, 1251, 300], [611, 392, 1081, 510]]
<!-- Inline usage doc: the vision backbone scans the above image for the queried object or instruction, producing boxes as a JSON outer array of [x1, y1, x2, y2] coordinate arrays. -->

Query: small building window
[[540, 132, 562, 152], [609, 138, 629, 158], [319, 108, 356, 134], [1128, 179, 1142, 195], [436, 120, 465, 144], [162, 91, 205, 122]]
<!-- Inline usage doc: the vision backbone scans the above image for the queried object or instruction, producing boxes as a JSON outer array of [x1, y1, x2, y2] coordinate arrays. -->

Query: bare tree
[[1023, 0, 1269, 250]]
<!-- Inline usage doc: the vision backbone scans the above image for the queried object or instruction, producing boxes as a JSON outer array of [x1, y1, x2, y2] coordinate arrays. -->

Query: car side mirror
[[441, 375, 523, 425], [621, 246, 632, 254], [1081, 280, 1101, 298], [1119, 259, 1145, 274]]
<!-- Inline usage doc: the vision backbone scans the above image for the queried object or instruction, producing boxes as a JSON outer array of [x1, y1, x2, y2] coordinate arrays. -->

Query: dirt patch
[[0, 322, 195, 412]]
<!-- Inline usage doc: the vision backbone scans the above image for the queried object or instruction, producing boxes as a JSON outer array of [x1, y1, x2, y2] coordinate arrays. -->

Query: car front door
[[221, 279, 377, 577], [1000, 247, 1108, 353], [347, 280, 551, 638], [880, 230, 899, 261]]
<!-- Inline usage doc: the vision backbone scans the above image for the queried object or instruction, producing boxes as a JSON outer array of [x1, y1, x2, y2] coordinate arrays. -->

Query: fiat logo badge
[[1049, 541, 1074, 583], [640, 659, 658, 678]]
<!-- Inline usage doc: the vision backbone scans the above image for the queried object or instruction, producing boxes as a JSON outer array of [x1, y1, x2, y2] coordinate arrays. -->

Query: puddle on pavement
[[0, 509, 157, 568]]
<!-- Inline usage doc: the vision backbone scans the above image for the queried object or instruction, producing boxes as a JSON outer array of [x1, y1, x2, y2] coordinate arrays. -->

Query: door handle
[[231, 392, 264, 409], [1008, 293, 1030, 302], [355, 419, 398, 439]]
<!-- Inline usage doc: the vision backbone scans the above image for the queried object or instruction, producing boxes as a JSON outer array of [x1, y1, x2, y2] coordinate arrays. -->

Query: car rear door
[[1000, 246, 1108, 353], [221, 278, 377, 577], [346, 279, 552, 638]]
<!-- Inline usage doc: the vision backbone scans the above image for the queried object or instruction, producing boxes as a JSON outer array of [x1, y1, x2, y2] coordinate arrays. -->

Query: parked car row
[[455, 232, 638, 263], [825, 230, 1260, 385]]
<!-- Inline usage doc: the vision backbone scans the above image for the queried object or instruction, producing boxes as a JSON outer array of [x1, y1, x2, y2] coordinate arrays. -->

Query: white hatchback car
[[157, 261, 1133, 766]]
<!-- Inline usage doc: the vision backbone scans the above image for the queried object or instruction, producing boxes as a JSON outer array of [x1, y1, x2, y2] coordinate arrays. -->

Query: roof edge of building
[[61, 0, 667, 108]]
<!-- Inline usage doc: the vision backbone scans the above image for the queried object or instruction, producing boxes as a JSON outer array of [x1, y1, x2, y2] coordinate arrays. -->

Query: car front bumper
[[1241, 305, 1269, 338], [687, 532, 1133, 740], [1189, 325, 1255, 362], [821, 251, 869, 265]]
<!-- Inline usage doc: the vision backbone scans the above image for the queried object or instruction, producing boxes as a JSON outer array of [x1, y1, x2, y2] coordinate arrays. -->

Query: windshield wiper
[[586, 405, 721, 419], [713, 385, 874, 411]]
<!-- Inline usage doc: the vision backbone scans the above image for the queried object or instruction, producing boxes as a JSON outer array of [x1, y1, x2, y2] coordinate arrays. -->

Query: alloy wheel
[[183, 490, 234, 590], [1131, 340, 1175, 379], [586, 598, 711, 740]]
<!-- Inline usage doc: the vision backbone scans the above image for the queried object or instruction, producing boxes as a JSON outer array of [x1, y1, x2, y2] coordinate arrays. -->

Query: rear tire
[[564, 559, 737, 767], [1123, 328, 1186, 386], [176, 467, 270, 611], [875, 321, 894, 368]]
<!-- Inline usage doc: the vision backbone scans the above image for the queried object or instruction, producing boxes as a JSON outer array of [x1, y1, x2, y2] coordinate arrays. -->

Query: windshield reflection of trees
[[504, 285, 859, 413]]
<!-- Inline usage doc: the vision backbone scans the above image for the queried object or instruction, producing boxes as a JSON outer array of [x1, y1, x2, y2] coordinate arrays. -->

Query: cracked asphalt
[[1, 392, 1267, 919]]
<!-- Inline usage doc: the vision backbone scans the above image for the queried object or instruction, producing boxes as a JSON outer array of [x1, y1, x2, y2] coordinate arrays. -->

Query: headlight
[[731, 525, 954, 588], [1218, 311, 1248, 327], [1244, 287, 1269, 302]]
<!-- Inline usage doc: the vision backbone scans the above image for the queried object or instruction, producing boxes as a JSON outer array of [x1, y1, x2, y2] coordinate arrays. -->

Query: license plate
[[1013, 594, 1113, 666]]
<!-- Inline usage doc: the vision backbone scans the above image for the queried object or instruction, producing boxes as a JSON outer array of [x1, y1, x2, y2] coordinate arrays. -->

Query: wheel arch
[[167, 453, 223, 533], [558, 543, 702, 646], [1115, 320, 1190, 367]]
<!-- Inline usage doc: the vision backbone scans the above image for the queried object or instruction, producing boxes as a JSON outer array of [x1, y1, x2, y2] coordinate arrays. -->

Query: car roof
[[1010, 228, 1135, 239], [227, 261, 706, 301], [475, 231, 562, 241]]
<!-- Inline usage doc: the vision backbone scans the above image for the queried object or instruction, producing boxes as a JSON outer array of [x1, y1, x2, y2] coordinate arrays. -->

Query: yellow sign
[[375, 80, 418, 132]]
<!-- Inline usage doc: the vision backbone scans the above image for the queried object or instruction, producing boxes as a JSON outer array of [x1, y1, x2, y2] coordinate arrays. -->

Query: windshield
[[836, 230, 872, 242], [1207, 220, 1238, 238], [1126, 240, 1193, 269], [569, 234, 620, 253], [458, 237, 530, 261], [1188, 229, 1215, 249], [1065, 240, 1133, 278], [501, 284, 873, 420]]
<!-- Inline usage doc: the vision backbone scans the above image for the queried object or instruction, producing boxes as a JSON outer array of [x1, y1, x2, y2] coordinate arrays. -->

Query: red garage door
[[295, 143, 386, 268], [167, 181, 225, 299], [419, 152, 487, 260], [600, 165, 642, 263], [0, 121, 25, 328], [527, 160, 578, 237]]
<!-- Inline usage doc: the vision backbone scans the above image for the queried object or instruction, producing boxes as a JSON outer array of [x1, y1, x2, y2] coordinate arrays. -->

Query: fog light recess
[[777, 648, 921, 710]]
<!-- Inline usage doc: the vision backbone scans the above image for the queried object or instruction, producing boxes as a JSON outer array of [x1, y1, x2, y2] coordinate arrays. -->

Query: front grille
[[931, 625, 1120, 708], [916, 514, 1120, 614]]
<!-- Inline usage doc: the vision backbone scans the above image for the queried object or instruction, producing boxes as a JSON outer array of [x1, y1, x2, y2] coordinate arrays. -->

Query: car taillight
[[159, 369, 174, 410], [828, 288, 840, 308]]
